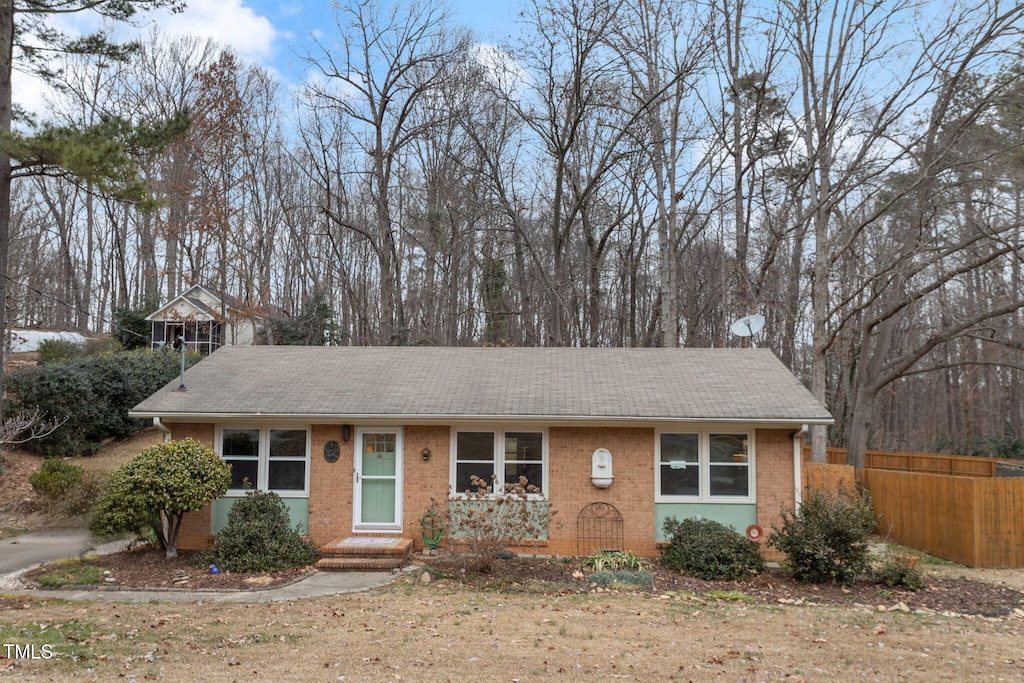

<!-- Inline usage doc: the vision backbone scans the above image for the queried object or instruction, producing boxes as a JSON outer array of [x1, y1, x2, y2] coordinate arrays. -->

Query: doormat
[[341, 537, 400, 546]]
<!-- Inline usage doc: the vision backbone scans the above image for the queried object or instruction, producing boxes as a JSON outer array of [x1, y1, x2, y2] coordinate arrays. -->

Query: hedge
[[5, 348, 201, 456]]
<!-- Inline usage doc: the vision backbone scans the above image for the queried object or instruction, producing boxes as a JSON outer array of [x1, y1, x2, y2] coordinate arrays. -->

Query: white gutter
[[130, 411, 834, 427], [793, 424, 808, 508], [152, 416, 172, 443]]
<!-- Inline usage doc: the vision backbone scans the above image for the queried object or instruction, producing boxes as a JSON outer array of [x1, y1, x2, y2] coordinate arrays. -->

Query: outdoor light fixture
[[341, 425, 352, 442], [421, 447, 431, 461]]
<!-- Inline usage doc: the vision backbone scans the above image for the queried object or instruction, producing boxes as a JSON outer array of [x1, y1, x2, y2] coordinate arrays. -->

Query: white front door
[[353, 428, 403, 530]]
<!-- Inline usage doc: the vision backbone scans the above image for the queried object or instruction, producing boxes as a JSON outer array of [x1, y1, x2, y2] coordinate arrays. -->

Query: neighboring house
[[130, 346, 833, 557], [147, 284, 258, 355]]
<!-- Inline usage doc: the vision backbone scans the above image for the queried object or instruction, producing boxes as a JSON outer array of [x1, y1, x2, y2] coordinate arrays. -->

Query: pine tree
[[0, 0, 187, 418]]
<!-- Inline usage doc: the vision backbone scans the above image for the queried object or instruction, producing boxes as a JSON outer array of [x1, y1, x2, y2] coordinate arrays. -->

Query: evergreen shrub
[[660, 517, 765, 580], [768, 488, 877, 585], [5, 349, 200, 456], [205, 491, 319, 573]]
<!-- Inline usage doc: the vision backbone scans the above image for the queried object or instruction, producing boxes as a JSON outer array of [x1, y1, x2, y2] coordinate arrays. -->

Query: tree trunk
[[0, 0, 14, 417]]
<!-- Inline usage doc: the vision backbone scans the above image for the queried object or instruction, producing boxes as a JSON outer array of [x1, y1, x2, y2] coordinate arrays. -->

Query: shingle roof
[[130, 346, 833, 424]]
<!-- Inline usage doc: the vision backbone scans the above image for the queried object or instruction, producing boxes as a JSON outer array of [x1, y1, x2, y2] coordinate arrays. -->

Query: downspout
[[793, 424, 808, 508], [153, 416, 172, 443]]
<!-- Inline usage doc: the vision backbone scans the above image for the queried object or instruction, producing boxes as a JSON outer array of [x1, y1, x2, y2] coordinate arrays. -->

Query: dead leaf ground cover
[[2, 573, 1024, 682]]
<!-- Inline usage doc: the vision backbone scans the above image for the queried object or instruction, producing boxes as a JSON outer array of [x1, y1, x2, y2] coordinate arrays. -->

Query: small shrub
[[768, 488, 877, 585], [37, 339, 86, 364], [206, 490, 319, 573], [581, 550, 648, 572], [873, 553, 926, 591], [29, 458, 83, 500], [660, 517, 765, 580], [28, 458, 105, 517], [448, 474, 556, 574], [38, 338, 120, 364]]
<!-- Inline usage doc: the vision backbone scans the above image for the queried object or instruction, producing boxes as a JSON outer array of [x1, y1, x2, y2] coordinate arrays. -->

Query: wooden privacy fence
[[801, 446, 1002, 477], [800, 458, 1024, 568], [801, 462, 857, 496], [862, 469, 1024, 568]]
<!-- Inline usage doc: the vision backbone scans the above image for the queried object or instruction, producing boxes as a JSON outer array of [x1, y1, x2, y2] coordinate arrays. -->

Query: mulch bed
[[420, 556, 1024, 618], [20, 544, 313, 591], [14, 546, 1024, 618]]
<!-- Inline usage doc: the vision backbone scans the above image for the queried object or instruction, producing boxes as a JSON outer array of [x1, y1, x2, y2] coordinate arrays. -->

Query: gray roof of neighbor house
[[130, 346, 833, 425]]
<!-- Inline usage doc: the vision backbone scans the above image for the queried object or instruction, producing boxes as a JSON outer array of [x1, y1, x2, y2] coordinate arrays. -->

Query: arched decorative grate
[[576, 502, 624, 556]]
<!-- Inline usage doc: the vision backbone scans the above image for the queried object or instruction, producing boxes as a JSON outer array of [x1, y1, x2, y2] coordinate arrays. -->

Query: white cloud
[[471, 42, 527, 95], [11, 70, 54, 123], [11, 0, 280, 117], [144, 0, 278, 62]]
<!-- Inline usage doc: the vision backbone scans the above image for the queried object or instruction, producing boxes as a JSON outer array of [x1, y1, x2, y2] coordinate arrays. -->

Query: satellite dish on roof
[[730, 314, 765, 347]]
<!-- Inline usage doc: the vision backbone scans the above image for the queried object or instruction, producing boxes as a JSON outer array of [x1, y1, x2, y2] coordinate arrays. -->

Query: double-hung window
[[657, 431, 753, 501], [219, 427, 310, 495], [452, 429, 546, 496]]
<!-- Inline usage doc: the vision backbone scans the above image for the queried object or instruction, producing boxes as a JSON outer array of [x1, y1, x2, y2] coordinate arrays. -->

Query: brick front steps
[[316, 537, 413, 572]]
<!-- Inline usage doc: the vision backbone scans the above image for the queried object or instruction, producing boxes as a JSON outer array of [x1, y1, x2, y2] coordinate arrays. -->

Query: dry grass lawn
[[3, 575, 1023, 682]]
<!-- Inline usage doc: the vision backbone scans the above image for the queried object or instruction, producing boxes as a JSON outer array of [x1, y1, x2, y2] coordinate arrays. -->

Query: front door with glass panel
[[354, 429, 402, 530]]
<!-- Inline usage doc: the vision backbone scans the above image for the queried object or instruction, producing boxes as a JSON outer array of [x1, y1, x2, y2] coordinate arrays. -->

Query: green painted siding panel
[[654, 503, 756, 540], [213, 497, 310, 534]]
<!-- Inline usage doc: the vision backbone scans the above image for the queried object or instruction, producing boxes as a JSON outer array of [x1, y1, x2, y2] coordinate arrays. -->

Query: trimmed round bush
[[768, 488, 877, 585], [91, 439, 230, 558], [206, 491, 319, 572], [660, 517, 765, 580]]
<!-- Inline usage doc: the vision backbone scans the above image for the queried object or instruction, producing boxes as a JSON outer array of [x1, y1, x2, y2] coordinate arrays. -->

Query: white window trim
[[449, 426, 549, 500], [655, 429, 756, 504], [217, 425, 311, 497]]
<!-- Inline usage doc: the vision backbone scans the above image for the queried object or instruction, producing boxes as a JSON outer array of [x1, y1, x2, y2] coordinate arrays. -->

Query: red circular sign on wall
[[746, 524, 763, 542]]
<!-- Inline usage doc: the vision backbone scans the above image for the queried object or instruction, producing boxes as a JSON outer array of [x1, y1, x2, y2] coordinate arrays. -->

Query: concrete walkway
[[0, 529, 397, 603], [0, 529, 102, 574]]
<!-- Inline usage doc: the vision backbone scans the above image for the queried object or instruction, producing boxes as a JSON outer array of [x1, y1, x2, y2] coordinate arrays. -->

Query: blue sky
[[242, 0, 519, 85], [15, 0, 519, 114]]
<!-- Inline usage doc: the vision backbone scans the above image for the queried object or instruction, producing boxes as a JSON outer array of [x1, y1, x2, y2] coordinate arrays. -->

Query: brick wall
[[754, 428, 798, 560], [164, 423, 216, 550], [308, 425, 353, 544], [165, 421, 801, 558], [400, 426, 451, 546], [547, 427, 658, 557], [307, 425, 452, 547]]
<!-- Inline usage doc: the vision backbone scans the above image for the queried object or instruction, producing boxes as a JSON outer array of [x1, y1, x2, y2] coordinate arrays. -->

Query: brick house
[[130, 346, 832, 558]]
